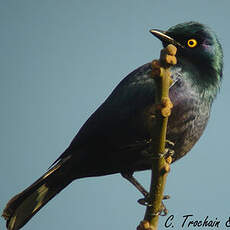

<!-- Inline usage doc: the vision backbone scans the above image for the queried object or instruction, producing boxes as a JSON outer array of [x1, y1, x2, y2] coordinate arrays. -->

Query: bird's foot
[[141, 140, 174, 159], [163, 139, 175, 160], [164, 148, 174, 159], [138, 195, 170, 216], [121, 172, 169, 214]]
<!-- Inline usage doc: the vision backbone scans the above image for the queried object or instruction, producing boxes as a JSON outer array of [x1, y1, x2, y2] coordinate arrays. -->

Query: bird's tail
[[2, 158, 73, 230]]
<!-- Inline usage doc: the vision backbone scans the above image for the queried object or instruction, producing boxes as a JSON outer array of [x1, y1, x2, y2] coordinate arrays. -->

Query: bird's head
[[150, 22, 223, 95]]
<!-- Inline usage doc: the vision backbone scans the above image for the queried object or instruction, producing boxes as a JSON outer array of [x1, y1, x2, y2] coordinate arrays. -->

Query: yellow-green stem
[[143, 45, 176, 230]]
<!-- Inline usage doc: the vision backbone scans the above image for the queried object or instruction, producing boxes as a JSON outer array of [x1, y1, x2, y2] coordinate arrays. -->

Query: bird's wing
[[72, 63, 155, 149], [51, 63, 181, 167]]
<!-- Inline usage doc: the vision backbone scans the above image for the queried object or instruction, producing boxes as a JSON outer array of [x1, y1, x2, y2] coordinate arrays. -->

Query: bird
[[2, 21, 223, 230]]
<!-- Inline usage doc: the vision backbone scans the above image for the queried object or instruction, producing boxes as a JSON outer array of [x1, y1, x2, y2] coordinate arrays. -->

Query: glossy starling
[[2, 21, 223, 230]]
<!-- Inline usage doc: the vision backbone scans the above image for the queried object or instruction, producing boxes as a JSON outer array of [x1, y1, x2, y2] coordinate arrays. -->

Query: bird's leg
[[121, 142, 174, 213], [121, 172, 170, 215], [121, 172, 148, 197], [122, 141, 174, 215]]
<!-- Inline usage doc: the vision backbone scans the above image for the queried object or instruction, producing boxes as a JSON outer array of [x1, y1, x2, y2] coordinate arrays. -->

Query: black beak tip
[[149, 28, 184, 49], [149, 29, 154, 34], [149, 29, 165, 36]]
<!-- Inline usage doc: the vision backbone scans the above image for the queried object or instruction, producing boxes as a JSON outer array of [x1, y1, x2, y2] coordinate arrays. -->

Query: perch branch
[[137, 44, 177, 230]]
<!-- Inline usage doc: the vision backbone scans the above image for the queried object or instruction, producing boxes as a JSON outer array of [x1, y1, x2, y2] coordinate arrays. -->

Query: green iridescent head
[[150, 22, 223, 99], [166, 22, 223, 79]]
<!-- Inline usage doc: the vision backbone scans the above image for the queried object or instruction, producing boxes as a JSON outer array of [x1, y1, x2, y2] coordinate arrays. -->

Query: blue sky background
[[1, 1, 230, 230]]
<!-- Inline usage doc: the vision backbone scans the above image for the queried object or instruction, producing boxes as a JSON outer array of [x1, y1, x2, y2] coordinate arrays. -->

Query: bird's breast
[[165, 75, 211, 161]]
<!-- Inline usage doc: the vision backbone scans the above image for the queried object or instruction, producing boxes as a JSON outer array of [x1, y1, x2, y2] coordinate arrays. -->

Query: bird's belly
[[166, 97, 210, 162], [71, 84, 211, 176]]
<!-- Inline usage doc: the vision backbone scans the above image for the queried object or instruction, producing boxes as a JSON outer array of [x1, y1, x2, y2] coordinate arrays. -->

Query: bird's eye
[[187, 39, 197, 48]]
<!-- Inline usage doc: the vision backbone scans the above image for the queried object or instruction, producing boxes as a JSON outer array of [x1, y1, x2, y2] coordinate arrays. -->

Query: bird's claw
[[163, 195, 170, 200], [137, 194, 170, 216], [160, 201, 169, 216], [138, 197, 152, 207], [165, 139, 175, 147], [164, 139, 175, 160], [141, 140, 175, 159], [164, 148, 175, 158]]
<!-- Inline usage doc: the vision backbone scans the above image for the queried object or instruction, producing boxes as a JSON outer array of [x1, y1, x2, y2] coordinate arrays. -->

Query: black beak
[[149, 29, 184, 49]]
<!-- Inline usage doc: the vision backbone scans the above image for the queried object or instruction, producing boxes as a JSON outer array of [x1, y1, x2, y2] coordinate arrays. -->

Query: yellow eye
[[187, 39, 197, 48]]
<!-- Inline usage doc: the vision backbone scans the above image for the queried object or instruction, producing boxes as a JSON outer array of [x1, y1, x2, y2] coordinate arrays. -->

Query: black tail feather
[[2, 160, 73, 230]]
